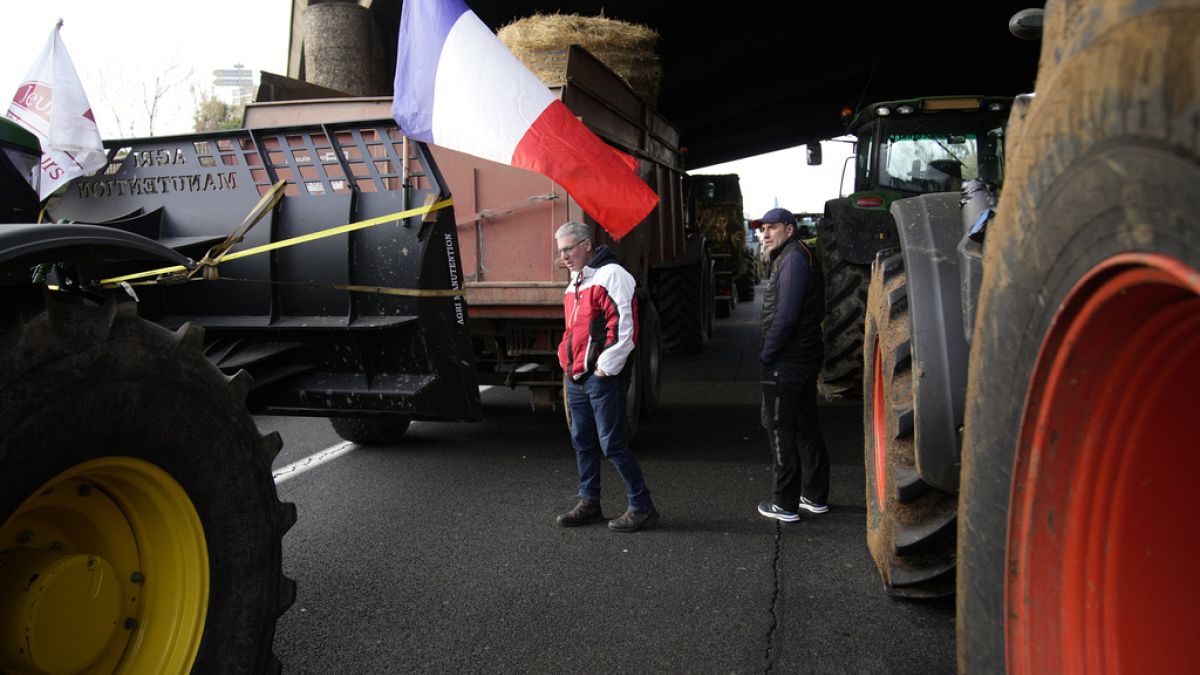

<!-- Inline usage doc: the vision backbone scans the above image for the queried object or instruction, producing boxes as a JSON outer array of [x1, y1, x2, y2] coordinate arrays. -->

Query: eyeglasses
[[558, 240, 587, 256]]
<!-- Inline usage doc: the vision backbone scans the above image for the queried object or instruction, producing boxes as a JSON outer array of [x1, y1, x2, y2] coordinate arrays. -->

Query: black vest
[[760, 237, 824, 371]]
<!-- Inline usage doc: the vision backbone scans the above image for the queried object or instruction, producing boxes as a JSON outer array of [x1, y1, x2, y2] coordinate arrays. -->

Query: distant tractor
[[689, 173, 754, 317], [815, 96, 1011, 398]]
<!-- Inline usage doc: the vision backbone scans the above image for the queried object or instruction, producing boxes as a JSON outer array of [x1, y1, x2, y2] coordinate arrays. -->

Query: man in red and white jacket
[[554, 221, 658, 532]]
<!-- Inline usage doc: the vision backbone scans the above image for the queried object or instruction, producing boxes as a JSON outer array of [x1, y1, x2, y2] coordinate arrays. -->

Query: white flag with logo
[[7, 22, 106, 200]]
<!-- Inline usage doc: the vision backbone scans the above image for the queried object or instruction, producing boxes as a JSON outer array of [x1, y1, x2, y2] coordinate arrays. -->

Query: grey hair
[[555, 220, 593, 243]]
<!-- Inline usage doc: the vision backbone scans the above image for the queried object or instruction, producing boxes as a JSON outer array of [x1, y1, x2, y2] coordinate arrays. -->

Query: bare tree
[[140, 63, 194, 136], [92, 62, 195, 137]]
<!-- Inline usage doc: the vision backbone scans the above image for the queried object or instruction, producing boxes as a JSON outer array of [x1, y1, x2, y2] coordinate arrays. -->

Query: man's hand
[[594, 367, 609, 377]]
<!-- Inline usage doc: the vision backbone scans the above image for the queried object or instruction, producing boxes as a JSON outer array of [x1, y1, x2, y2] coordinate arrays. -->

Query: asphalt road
[[261, 288, 954, 674]]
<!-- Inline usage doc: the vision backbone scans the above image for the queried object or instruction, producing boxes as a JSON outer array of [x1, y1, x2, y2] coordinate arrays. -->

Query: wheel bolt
[[131, 571, 145, 584], [77, 484, 93, 497], [17, 529, 32, 544], [124, 618, 138, 630]]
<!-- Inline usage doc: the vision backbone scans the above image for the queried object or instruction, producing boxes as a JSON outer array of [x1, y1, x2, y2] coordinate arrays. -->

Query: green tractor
[[0, 114, 478, 673], [815, 96, 1011, 398]]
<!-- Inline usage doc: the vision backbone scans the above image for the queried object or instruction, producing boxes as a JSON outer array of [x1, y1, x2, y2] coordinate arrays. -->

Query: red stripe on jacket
[[558, 251, 639, 382]]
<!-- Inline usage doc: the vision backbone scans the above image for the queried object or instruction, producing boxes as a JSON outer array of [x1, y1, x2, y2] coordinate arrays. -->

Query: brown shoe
[[608, 507, 660, 532], [556, 499, 605, 527]]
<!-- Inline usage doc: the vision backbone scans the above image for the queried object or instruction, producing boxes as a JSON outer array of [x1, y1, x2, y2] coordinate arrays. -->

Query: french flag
[[391, 0, 659, 240]]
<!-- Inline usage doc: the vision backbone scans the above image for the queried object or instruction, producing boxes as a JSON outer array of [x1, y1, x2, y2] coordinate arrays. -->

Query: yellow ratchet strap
[[99, 195, 454, 286], [212, 277, 464, 298]]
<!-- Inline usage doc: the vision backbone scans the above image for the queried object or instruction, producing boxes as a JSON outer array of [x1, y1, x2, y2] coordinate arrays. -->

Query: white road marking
[[273, 441, 355, 485], [272, 368, 540, 484]]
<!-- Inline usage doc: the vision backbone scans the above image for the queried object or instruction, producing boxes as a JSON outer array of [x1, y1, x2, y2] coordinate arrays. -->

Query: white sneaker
[[757, 501, 800, 523], [798, 497, 829, 514]]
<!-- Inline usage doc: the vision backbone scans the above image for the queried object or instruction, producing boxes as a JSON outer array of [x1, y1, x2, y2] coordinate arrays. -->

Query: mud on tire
[[863, 252, 955, 598], [957, 1, 1200, 671]]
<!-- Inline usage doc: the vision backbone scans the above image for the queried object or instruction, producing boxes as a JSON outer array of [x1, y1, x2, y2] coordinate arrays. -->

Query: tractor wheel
[[817, 213, 869, 399], [639, 298, 663, 418], [658, 258, 708, 354], [957, 2, 1200, 671], [329, 417, 412, 445], [704, 257, 717, 336], [624, 348, 642, 441], [0, 294, 294, 675], [863, 252, 955, 598]]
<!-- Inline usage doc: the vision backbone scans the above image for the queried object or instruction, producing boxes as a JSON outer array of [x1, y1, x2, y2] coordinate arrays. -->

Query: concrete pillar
[[302, 1, 386, 96]]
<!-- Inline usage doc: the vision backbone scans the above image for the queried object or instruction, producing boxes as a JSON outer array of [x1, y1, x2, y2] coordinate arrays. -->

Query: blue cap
[[752, 208, 796, 228]]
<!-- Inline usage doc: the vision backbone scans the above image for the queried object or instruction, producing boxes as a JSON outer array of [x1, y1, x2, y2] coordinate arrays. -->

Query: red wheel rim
[[871, 337, 887, 510], [1009, 253, 1200, 673]]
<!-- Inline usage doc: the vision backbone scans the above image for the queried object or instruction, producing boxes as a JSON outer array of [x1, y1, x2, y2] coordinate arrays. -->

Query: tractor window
[[872, 113, 1009, 194], [854, 128, 873, 191], [985, 126, 1005, 186], [878, 132, 978, 193]]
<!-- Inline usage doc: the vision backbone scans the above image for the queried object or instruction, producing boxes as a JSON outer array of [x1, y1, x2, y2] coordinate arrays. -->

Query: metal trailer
[[246, 46, 716, 434]]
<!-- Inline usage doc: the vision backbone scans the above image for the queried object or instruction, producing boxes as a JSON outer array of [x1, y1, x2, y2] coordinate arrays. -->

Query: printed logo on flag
[[11, 82, 53, 125]]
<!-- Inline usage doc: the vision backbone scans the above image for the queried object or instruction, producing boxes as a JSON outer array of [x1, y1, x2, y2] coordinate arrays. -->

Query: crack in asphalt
[[764, 521, 782, 673]]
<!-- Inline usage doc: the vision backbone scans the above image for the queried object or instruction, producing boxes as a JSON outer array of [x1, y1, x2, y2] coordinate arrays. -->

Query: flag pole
[[402, 135, 410, 187]]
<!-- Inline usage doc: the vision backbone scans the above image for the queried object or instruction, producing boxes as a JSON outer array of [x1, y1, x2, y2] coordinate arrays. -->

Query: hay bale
[[498, 13, 662, 105]]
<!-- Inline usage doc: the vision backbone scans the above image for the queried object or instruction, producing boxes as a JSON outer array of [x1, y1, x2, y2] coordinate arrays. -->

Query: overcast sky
[[2, 0, 291, 138], [4, 0, 853, 215]]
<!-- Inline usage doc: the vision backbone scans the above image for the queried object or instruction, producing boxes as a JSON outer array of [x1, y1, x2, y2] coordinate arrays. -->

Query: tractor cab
[[845, 96, 1010, 211]]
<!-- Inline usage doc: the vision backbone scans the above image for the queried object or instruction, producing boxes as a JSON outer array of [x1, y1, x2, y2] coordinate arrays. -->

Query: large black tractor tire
[[639, 298, 663, 418], [957, 2, 1200, 672], [863, 252, 956, 598], [817, 213, 870, 399], [330, 416, 412, 445], [705, 257, 717, 336], [658, 257, 710, 353], [0, 294, 294, 675]]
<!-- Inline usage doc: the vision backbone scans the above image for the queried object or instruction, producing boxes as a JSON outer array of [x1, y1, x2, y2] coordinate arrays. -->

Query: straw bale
[[498, 13, 662, 104]]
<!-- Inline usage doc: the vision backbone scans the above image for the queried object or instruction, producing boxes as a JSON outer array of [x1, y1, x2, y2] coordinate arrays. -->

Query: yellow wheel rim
[[0, 457, 208, 674]]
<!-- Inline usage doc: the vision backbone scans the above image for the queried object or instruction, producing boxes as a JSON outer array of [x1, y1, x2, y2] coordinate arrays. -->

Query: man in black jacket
[[753, 208, 830, 522]]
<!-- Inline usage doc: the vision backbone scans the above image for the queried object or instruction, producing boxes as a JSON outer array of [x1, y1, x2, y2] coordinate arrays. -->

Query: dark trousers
[[762, 372, 829, 510], [566, 374, 653, 511]]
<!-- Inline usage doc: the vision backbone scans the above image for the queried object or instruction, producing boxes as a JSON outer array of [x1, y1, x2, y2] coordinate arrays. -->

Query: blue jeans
[[566, 374, 653, 511]]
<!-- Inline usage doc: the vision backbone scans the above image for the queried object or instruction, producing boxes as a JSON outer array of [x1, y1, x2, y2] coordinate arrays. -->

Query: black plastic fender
[[824, 197, 900, 266], [0, 223, 193, 276], [890, 192, 969, 493]]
